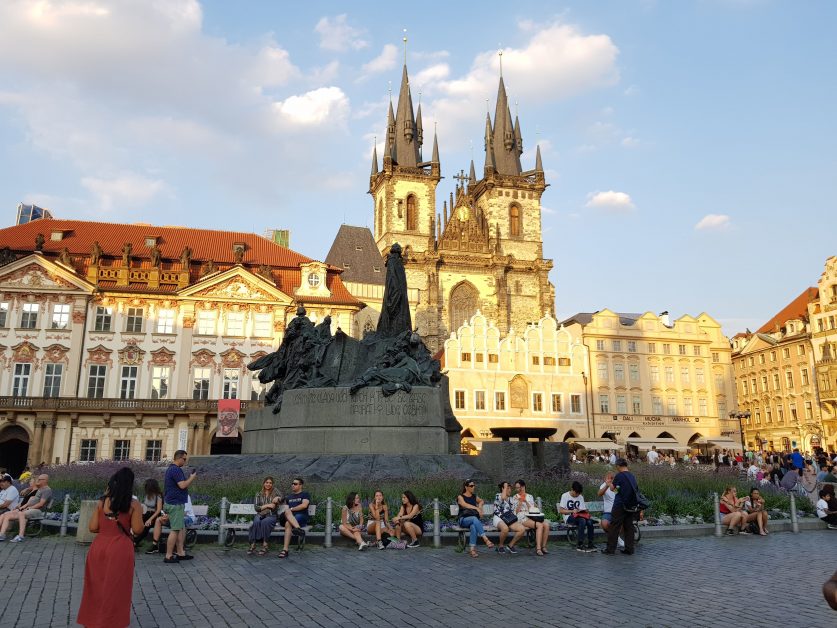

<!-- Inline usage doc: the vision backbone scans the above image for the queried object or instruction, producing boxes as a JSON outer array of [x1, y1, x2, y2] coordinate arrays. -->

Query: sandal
[[246, 546, 255, 555], [256, 548, 268, 556], [483, 539, 495, 550], [536, 548, 544, 556], [541, 547, 549, 555], [277, 549, 289, 559], [468, 548, 479, 558]]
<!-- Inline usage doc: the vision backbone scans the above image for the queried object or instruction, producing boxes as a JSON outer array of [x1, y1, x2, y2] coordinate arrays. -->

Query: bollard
[[217, 497, 228, 545], [324, 497, 333, 548], [790, 492, 799, 534], [713, 492, 722, 537], [536, 496, 543, 511], [59, 494, 71, 537], [433, 498, 441, 548]]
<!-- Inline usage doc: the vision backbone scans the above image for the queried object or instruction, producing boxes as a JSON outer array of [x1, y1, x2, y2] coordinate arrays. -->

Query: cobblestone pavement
[[0, 531, 834, 628]]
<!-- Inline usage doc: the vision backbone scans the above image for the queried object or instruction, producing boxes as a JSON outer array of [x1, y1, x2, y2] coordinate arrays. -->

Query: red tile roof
[[756, 287, 818, 334]]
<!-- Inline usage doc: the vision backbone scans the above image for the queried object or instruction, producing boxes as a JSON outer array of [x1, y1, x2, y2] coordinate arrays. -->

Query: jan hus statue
[[376, 243, 411, 337]]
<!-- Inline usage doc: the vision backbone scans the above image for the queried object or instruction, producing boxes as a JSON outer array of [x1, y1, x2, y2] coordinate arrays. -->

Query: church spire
[[416, 102, 424, 153], [371, 140, 379, 176], [514, 115, 523, 157], [386, 99, 396, 161], [469, 159, 476, 185], [492, 76, 522, 175], [483, 112, 495, 172], [392, 64, 420, 167], [535, 144, 543, 172], [431, 127, 439, 165]]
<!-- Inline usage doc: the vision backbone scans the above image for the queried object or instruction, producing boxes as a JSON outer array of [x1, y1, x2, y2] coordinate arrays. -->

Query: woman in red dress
[[77, 467, 144, 628]]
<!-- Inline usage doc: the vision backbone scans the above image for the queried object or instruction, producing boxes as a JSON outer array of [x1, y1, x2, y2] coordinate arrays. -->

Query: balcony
[[0, 397, 262, 413]]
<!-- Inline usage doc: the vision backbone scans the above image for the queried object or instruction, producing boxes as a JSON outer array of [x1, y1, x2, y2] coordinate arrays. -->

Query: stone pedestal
[[76, 500, 98, 544], [243, 386, 457, 455], [473, 441, 570, 482]]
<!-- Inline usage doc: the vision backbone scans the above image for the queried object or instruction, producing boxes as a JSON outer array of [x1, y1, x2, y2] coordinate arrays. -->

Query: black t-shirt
[[285, 491, 311, 524]]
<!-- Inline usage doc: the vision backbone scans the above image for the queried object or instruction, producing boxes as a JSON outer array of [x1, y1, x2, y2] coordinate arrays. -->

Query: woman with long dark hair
[[77, 466, 143, 628], [134, 478, 163, 552], [391, 490, 423, 548]]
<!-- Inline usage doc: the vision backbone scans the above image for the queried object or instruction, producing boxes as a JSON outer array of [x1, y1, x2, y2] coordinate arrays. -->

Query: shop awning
[[693, 436, 739, 448], [568, 439, 620, 449], [626, 437, 688, 451]]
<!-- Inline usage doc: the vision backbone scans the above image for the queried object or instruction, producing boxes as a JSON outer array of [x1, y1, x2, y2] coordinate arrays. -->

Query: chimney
[[659, 311, 671, 327]]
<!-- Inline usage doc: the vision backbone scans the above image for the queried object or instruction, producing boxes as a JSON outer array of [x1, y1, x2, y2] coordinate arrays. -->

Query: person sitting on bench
[[560, 481, 596, 553], [0, 473, 52, 543]]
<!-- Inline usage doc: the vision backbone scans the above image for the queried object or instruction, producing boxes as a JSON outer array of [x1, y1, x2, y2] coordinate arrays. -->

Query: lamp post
[[730, 411, 751, 453]]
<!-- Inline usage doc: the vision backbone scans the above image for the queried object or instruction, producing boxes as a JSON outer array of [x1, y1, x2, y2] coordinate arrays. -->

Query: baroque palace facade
[[0, 219, 360, 474]]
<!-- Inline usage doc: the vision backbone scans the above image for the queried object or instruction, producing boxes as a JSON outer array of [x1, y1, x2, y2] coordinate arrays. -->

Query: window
[[509, 204, 521, 236], [474, 391, 485, 410], [461, 352, 472, 362], [678, 344, 687, 355], [718, 400, 727, 418], [770, 351, 776, 362], [193, 367, 210, 400], [627, 341, 637, 353], [616, 395, 627, 414], [253, 312, 273, 338], [156, 308, 175, 333], [782, 347, 790, 359], [759, 354, 765, 365], [223, 369, 239, 399], [88, 365, 107, 398], [742, 380, 749, 395], [765, 408, 772, 423], [488, 354, 499, 364], [20, 303, 39, 329], [197, 310, 215, 335], [94, 306, 112, 332], [650, 365, 660, 384], [120, 366, 138, 399], [632, 396, 641, 414], [614, 363, 625, 383], [755, 411, 761, 425], [683, 398, 693, 414], [454, 390, 465, 409], [125, 307, 143, 333], [750, 378, 757, 393], [597, 362, 608, 381], [43, 363, 63, 397], [665, 366, 674, 384], [570, 394, 582, 413], [663, 343, 671, 355], [790, 402, 798, 421], [598, 395, 609, 413], [648, 343, 656, 354], [785, 371, 794, 389], [543, 356, 555, 366], [145, 440, 163, 462], [533, 393, 543, 412], [531, 356, 540, 366], [680, 367, 691, 385], [151, 366, 170, 399], [629, 363, 640, 384], [797, 344, 805, 356], [0, 302, 7, 327], [225, 312, 244, 336], [666, 397, 677, 416], [551, 393, 562, 413], [712, 352, 720, 363], [693, 345, 701, 356], [801, 368, 809, 386], [777, 405, 784, 423], [761, 376, 768, 392], [558, 357, 571, 367], [773, 373, 780, 390], [113, 440, 131, 461], [308, 273, 321, 288], [12, 363, 31, 397], [748, 356, 754, 366], [696, 367, 705, 385], [51, 303, 70, 329], [80, 439, 97, 462], [652, 396, 663, 415], [612, 340, 622, 352], [495, 391, 505, 410], [596, 340, 605, 351], [714, 373, 724, 391], [406, 194, 417, 231], [805, 401, 813, 420]]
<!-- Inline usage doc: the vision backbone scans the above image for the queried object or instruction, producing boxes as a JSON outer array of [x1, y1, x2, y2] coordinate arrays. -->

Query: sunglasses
[[466, 483, 475, 488], [292, 482, 301, 486]]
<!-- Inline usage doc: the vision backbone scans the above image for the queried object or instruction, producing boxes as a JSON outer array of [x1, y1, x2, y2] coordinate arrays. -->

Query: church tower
[[369, 62, 441, 258]]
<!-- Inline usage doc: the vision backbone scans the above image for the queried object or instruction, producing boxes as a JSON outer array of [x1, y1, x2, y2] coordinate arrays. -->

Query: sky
[[0, 0, 835, 337]]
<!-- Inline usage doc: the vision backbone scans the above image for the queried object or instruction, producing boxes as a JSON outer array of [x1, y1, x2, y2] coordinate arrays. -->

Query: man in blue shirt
[[791, 448, 805, 471], [277, 477, 310, 558], [163, 450, 196, 564], [602, 458, 638, 555]]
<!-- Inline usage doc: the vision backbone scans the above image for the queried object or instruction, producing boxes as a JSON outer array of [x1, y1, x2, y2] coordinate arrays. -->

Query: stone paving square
[[0, 531, 834, 627]]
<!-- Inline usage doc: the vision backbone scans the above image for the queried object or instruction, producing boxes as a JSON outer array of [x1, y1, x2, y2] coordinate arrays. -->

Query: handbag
[[459, 507, 480, 519], [499, 510, 518, 526]]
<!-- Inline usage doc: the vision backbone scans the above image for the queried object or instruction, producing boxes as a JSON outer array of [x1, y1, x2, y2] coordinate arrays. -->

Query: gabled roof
[[756, 287, 818, 334], [561, 311, 643, 327], [324, 225, 385, 286]]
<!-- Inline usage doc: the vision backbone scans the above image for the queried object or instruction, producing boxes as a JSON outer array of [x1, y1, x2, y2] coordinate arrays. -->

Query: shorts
[[24, 509, 43, 520], [601, 513, 613, 523], [278, 511, 307, 527], [164, 504, 186, 531]]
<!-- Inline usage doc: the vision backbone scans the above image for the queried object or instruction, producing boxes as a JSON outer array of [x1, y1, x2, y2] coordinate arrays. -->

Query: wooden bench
[[556, 500, 641, 544], [158, 504, 209, 550], [222, 503, 316, 548], [448, 503, 498, 550]]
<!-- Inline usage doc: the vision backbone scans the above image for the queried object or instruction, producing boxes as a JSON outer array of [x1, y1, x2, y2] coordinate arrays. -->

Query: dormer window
[[145, 236, 158, 247], [308, 273, 321, 288], [51, 230, 68, 241]]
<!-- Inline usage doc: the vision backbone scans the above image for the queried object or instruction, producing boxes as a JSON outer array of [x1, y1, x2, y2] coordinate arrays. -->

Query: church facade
[[367, 64, 555, 353]]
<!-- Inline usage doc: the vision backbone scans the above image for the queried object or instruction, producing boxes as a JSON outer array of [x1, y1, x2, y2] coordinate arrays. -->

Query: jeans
[[459, 516, 484, 546], [568, 516, 594, 545]]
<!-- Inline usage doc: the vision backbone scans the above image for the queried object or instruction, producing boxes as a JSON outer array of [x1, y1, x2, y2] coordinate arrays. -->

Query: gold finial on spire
[[403, 29, 408, 65]]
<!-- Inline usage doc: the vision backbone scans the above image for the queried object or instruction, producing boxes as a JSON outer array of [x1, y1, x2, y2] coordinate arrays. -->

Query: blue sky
[[1, 0, 835, 335]]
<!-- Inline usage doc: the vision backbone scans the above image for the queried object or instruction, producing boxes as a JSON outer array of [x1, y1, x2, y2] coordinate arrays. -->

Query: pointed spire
[[514, 115, 523, 156], [392, 64, 420, 167], [371, 140, 379, 176], [535, 144, 543, 172], [386, 99, 396, 160], [492, 77, 522, 175], [431, 128, 439, 164], [416, 102, 423, 149], [484, 112, 495, 171], [469, 159, 476, 185]]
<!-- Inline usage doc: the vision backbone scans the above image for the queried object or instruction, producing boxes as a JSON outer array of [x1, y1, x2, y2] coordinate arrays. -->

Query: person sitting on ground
[[560, 481, 596, 553], [598, 471, 625, 550], [743, 487, 769, 536], [493, 481, 525, 554], [0, 474, 20, 516], [780, 463, 801, 491], [134, 478, 163, 552], [248, 476, 282, 556], [822, 465, 837, 483], [391, 490, 423, 548], [367, 490, 394, 550], [277, 477, 309, 559], [0, 473, 52, 542], [719, 486, 748, 535], [816, 489, 837, 529], [339, 492, 367, 550], [511, 479, 549, 556], [456, 480, 493, 558], [747, 462, 760, 481]]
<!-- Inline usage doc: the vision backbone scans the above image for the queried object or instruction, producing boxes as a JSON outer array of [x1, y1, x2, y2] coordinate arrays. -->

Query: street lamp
[[730, 411, 751, 452]]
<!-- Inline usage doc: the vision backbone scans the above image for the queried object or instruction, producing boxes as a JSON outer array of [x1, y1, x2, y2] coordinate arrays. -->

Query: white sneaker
[[617, 539, 625, 550], [10, 536, 24, 543], [377, 540, 385, 550], [358, 541, 367, 551]]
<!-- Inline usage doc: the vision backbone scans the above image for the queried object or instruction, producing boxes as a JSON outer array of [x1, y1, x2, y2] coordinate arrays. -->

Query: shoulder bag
[[499, 510, 518, 526]]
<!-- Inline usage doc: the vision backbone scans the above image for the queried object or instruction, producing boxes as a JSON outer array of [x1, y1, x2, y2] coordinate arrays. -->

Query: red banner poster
[[217, 399, 240, 438]]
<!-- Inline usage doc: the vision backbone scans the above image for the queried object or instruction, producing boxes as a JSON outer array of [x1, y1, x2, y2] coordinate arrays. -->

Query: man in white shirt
[[559, 481, 596, 552], [609, 451, 617, 465], [747, 463, 759, 481], [646, 446, 659, 465], [816, 489, 837, 529], [0, 475, 20, 514]]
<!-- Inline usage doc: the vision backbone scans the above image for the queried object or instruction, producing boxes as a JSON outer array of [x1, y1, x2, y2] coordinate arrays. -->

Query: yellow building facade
[[809, 256, 837, 450]]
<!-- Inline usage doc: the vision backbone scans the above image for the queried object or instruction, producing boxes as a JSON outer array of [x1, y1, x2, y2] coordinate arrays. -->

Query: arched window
[[449, 281, 478, 332], [406, 194, 417, 231], [509, 204, 521, 236]]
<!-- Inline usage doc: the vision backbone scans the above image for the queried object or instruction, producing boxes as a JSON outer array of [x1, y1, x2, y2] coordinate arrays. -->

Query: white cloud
[[81, 173, 167, 212], [314, 14, 368, 52], [274, 87, 349, 127], [695, 214, 732, 231], [413, 63, 450, 88], [361, 44, 398, 75], [621, 136, 640, 147], [586, 190, 635, 212]]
